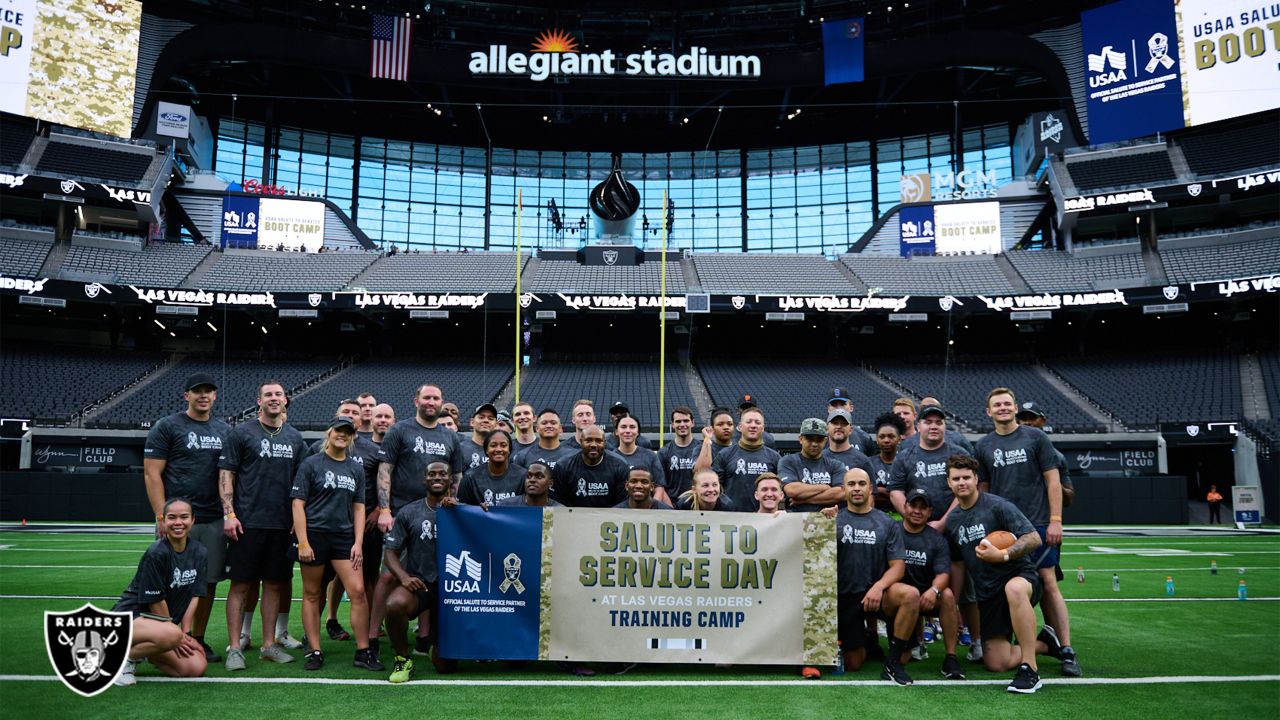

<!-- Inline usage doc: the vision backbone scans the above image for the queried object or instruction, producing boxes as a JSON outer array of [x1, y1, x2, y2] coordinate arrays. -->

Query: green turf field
[[1, 527, 1278, 719]]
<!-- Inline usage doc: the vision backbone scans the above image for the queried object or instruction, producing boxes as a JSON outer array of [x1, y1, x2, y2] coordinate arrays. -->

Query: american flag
[[371, 14, 412, 81]]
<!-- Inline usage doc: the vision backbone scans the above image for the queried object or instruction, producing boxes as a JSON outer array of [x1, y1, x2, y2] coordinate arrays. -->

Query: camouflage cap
[[799, 418, 828, 437]]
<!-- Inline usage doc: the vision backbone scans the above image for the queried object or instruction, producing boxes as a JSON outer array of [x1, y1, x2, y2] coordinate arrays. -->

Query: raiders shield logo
[[1185, 425, 1200, 437], [45, 604, 133, 697], [83, 283, 111, 299], [602, 250, 619, 266], [1186, 183, 1202, 197], [519, 293, 536, 309], [938, 296, 954, 311], [307, 293, 323, 307], [1162, 286, 1179, 300], [731, 296, 746, 310]]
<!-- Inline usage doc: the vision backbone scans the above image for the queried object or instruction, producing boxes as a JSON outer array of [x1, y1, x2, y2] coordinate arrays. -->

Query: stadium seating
[[285, 357, 512, 429], [1258, 350, 1280, 419], [516, 361, 695, 432], [0, 346, 163, 420], [36, 141, 154, 184], [0, 231, 54, 278], [1006, 247, 1148, 292], [59, 242, 211, 287], [0, 114, 36, 166], [696, 359, 899, 430], [93, 355, 342, 427], [358, 252, 528, 292], [1160, 237, 1280, 284], [840, 254, 1016, 296], [196, 249, 378, 292], [691, 253, 853, 294], [1066, 151, 1177, 191], [872, 360, 1108, 433], [1177, 118, 1280, 178], [1046, 353, 1242, 429], [526, 260, 685, 294]]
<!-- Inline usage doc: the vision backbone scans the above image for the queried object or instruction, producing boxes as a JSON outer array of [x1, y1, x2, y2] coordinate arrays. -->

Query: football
[[983, 530, 1018, 550]]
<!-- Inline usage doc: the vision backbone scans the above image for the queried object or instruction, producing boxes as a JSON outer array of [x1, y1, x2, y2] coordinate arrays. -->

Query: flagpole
[[515, 188, 523, 403], [658, 189, 668, 446]]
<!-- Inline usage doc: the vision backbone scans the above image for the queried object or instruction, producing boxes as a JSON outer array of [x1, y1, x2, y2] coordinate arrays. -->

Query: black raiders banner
[[44, 604, 133, 697]]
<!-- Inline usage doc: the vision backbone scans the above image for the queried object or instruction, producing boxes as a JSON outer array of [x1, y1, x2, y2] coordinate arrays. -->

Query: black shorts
[[226, 528, 294, 582], [410, 580, 438, 619], [838, 592, 891, 651], [292, 530, 357, 566], [978, 572, 1042, 643]]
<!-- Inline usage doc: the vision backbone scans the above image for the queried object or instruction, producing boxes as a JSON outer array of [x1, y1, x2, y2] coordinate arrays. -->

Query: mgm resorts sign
[[469, 30, 762, 82]]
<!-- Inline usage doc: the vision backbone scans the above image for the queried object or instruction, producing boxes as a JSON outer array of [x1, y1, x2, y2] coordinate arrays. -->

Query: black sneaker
[[367, 638, 381, 663], [413, 636, 431, 657], [1007, 663, 1042, 694], [941, 653, 966, 680], [327, 618, 351, 641], [200, 640, 222, 663], [880, 661, 913, 686], [304, 650, 325, 671], [1037, 625, 1062, 660], [354, 648, 385, 671], [1060, 647, 1083, 677]]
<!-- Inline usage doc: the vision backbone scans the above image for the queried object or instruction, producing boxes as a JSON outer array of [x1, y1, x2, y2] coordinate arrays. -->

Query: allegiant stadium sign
[[470, 33, 761, 82]]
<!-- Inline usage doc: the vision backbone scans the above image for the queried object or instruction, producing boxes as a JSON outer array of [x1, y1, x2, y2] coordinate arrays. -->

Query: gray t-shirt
[[824, 445, 874, 479], [902, 430, 974, 455], [614, 446, 666, 488], [852, 426, 878, 456], [901, 525, 950, 592], [290, 453, 366, 534], [888, 441, 970, 521], [144, 412, 231, 524], [458, 463, 527, 506], [218, 421, 310, 530], [778, 452, 847, 513], [114, 538, 207, 622], [867, 453, 895, 490], [383, 500, 439, 582], [512, 443, 577, 471], [945, 492, 1036, 601], [711, 444, 781, 512], [835, 507, 905, 596], [353, 434, 381, 508], [378, 419, 463, 513], [552, 452, 631, 508], [457, 436, 489, 472], [658, 439, 701, 497], [974, 425, 1058, 525]]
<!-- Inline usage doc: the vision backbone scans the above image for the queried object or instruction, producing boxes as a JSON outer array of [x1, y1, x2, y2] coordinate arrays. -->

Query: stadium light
[[261, 325, 268, 335], [153, 319, 165, 330], [206, 322, 218, 332]]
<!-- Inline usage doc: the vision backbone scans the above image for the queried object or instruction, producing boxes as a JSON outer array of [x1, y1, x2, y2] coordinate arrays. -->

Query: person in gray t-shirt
[[701, 408, 780, 511], [376, 384, 464, 526], [888, 405, 969, 525], [779, 418, 847, 513], [457, 430, 526, 506], [494, 462, 563, 507]]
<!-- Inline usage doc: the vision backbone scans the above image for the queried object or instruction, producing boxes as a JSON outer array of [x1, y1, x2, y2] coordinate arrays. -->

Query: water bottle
[[1112, 573, 1120, 592], [834, 641, 845, 675], [1165, 576, 1175, 596], [1210, 560, 1218, 575], [1076, 566, 1086, 583], [1238, 579, 1248, 601]]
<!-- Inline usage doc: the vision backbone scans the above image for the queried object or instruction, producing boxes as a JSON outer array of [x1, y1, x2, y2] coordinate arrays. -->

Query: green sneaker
[[389, 656, 415, 683], [259, 644, 295, 664], [225, 648, 246, 671]]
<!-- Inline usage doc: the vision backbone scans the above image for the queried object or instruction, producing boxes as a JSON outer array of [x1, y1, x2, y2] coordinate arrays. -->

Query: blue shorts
[[1029, 525, 1060, 571]]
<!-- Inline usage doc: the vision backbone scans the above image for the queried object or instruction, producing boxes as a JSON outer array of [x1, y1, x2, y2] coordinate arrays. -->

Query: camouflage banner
[[545, 509, 837, 665]]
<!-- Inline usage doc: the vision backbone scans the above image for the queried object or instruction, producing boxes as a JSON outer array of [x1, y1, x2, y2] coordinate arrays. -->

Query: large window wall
[[214, 120, 1012, 253]]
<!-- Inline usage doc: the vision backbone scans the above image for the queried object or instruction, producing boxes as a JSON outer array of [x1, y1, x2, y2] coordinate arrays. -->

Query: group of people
[[113, 375, 1081, 694]]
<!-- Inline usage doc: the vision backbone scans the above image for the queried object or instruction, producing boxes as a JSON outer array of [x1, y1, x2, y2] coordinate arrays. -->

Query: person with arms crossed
[[944, 454, 1053, 693], [142, 372, 230, 663], [778, 418, 848, 513], [976, 388, 1080, 677], [835, 468, 918, 685], [291, 417, 383, 671], [113, 498, 209, 686], [219, 380, 311, 670]]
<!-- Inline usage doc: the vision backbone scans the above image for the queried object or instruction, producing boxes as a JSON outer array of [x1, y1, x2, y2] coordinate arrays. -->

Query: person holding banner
[[836, 468, 918, 686], [553, 425, 630, 507], [457, 430, 525, 507], [291, 417, 382, 672], [614, 468, 673, 510], [383, 461, 458, 682], [677, 468, 737, 511], [495, 463, 563, 507]]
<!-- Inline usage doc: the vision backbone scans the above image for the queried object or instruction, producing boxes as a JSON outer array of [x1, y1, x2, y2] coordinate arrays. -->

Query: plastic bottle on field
[[1112, 573, 1120, 592], [1076, 566, 1085, 583], [834, 641, 845, 675], [1165, 576, 1175, 596], [1238, 579, 1248, 601], [1210, 560, 1218, 575]]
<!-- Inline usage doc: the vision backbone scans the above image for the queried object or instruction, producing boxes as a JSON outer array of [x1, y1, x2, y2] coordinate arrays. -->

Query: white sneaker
[[238, 634, 253, 651], [877, 620, 889, 638], [113, 659, 137, 686], [966, 643, 984, 663], [911, 645, 929, 661], [276, 631, 304, 650]]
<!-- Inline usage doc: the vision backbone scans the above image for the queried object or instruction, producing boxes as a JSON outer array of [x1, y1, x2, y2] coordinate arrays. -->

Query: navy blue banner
[[436, 505, 543, 660], [821, 18, 865, 85], [898, 205, 936, 257], [1081, 0, 1184, 144], [220, 195, 260, 248]]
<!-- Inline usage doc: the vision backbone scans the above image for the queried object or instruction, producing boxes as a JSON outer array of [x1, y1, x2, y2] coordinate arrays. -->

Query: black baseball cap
[[328, 416, 356, 432], [829, 387, 851, 403], [919, 405, 947, 420], [473, 402, 497, 417], [184, 372, 217, 391], [1016, 402, 1047, 419], [906, 488, 932, 506], [738, 394, 757, 410], [610, 401, 630, 414]]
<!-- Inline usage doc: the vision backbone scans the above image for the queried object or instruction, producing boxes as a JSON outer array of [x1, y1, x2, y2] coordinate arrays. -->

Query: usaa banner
[[438, 507, 838, 665]]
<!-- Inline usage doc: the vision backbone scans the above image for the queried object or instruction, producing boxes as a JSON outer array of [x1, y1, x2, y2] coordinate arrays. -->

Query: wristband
[[298, 543, 311, 550], [1002, 551, 1010, 563], [379, 507, 392, 515], [1050, 515, 1062, 522]]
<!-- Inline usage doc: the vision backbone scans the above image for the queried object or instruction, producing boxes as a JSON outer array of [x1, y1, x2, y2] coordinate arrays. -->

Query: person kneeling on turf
[[113, 498, 209, 686], [383, 461, 458, 682], [835, 468, 918, 685], [900, 488, 965, 680], [291, 417, 383, 672], [944, 455, 1051, 694]]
